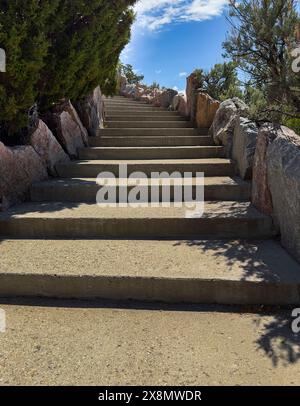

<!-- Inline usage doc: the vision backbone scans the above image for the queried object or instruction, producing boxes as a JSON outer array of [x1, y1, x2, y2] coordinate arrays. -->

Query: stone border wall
[[0, 86, 105, 211]]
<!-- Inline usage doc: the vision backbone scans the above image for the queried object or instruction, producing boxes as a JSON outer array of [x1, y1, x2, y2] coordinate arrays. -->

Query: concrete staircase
[[0, 96, 300, 304]]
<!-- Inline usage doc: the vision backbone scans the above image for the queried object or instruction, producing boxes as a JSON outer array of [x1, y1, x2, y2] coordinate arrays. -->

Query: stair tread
[[82, 146, 222, 150], [1, 239, 299, 283], [32, 176, 249, 188], [58, 158, 231, 165], [0, 201, 269, 220]]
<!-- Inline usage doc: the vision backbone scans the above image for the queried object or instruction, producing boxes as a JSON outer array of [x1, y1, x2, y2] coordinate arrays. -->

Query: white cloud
[[134, 0, 228, 31], [155, 69, 162, 74], [179, 72, 187, 77]]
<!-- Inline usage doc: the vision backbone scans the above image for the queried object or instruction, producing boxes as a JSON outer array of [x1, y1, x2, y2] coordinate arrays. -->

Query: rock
[[119, 76, 127, 93], [267, 125, 300, 263], [196, 91, 220, 129], [210, 98, 249, 157], [62, 100, 89, 146], [75, 86, 104, 137], [134, 85, 148, 101], [233, 117, 258, 179], [122, 84, 136, 98], [252, 124, 277, 215], [28, 119, 70, 176], [171, 94, 189, 117], [186, 72, 202, 122], [157, 89, 178, 109], [44, 100, 86, 158], [0, 142, 47, 210], [151, 89, 164, 107]]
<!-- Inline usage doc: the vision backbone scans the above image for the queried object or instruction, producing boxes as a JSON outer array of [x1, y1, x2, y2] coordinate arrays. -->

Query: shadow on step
[[173, 239, 300, 283]]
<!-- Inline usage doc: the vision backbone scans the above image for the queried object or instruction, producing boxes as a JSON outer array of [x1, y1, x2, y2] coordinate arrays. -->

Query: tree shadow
[[254, 311, 300, 367], [173, 239, 300, 283]]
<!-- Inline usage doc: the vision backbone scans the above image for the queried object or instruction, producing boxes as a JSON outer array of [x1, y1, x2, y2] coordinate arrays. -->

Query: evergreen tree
[[192, 62, 242, 101], [38, 0, 136, 109], [119, 63, 144, 85], [0, 0, 59, 135], [0, 0, 137, 137], [223, 0, 300, 119]]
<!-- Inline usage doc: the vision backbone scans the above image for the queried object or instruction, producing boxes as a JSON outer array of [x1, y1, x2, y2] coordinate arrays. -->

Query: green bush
[[284, 118, 300, 135], [192, 62, 242, 101], [0, 0, 136, 137]]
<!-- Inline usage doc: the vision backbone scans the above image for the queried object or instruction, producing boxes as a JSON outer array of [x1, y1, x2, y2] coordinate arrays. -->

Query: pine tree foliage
[[0, 0, 136, 136], [193, 62, 242, 101], [223, 0, 300, 119], [0, 0, 59, 134]]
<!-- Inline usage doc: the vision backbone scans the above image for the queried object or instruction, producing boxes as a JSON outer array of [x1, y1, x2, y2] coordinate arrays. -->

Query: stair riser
[[94, 137, 214, 147], [56, 163, 235, 178], [100, 129, 208, 136], [0, 217, 273, 240], [106, 116, 187, 122], [31, 184, 250, 203], [78, 147, 223, 160], [106, 121, 193, 129], [0, 274, 297, 305]]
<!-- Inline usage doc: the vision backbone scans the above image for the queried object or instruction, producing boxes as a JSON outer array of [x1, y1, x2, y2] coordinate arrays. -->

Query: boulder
[[151, 89, 164, 107], [122, 84, 136, 98], [75, 86, 104, 137], [119, 75, 127, 93], [134, 85, 148, 101], [186, 72, 202, 122], [44, 100, 86, 158], [157, 89, 178, 109], [233, 117, 258, 179], [252, 124, 277, 215], [171, 94, 189, 117], [28, 119, 70, 176], [0, 142, 47, 210], [196, 91, 220, 129], [62, 100, 89, 146], [210, 98, 249, 157], [267, 125, 300, 263]]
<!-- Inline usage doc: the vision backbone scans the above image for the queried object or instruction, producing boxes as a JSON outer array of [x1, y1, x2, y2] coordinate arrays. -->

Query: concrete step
[[104, 102, 155, 108], [31, 177, 250, 203], [106, 115, 187, 122], [106, 111, 181, 118], [106, 107, 171, 113], [99, 128, 208, 137], [78, 146, 224, 160], [0, 202, 275, 240], [0, 239, 298, 305], [91, 136, 214, 147], [105, 121, 193, 129], [56, 158, 235, 178]]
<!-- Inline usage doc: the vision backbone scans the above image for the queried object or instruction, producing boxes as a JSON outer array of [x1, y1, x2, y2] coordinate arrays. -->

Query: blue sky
[[121, 0, 230, 93]]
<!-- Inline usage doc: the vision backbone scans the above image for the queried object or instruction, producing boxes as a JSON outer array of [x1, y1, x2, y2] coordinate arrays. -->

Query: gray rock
[[0, 142, 47, 210], [44, 100, 86, 159], [210, 98, 249, 157], [75, 86, 104, 137], [267, 125, 300, 263], [158, 89, 178, 109], [233, 117, 258, 179], [28, 119, 70, 176]]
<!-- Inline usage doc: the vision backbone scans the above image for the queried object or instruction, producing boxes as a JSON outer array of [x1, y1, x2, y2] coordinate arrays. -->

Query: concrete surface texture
[[0, 301, 299, 386]]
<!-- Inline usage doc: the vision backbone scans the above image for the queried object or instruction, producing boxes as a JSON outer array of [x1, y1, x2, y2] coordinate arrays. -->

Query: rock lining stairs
[[0, 96, 300, 304]]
